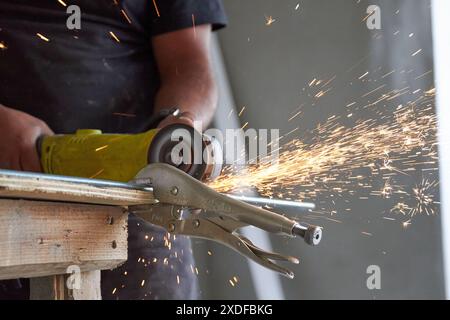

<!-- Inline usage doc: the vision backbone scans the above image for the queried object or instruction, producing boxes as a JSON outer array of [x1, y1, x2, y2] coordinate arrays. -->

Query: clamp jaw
[[129, 163, 322, 279]]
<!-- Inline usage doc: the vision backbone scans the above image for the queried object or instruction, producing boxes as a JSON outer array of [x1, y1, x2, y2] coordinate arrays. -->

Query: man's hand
[[0, 104, 54, 172]]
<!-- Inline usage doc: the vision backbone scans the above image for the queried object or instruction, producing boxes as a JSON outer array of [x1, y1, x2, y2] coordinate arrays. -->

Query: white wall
[[432, 0, 450, 300]]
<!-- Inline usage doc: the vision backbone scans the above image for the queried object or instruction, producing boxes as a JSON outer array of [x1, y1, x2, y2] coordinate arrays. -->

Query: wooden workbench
[[0, 199, 128, 299], [0, 170, 157, 300]]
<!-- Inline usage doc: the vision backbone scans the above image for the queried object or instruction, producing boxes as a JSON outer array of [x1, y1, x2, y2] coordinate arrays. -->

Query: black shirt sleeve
[[149, 0, 227, 36]]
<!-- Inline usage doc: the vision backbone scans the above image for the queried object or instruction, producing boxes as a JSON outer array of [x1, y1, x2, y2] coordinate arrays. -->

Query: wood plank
[[0, 199, 128, 280], [29, 275, 67, 300], [0, 169, 157, 206]]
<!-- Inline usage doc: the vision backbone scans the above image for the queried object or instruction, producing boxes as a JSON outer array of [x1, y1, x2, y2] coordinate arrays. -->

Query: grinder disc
[[148, 124, 216, 181]]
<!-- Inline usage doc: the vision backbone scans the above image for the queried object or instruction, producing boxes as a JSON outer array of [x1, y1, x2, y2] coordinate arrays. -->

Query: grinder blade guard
[[148, 124, 223, 181]]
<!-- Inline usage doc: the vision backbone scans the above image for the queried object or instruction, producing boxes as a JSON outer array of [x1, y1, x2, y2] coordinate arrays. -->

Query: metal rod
[[228, 194, 315, 210]]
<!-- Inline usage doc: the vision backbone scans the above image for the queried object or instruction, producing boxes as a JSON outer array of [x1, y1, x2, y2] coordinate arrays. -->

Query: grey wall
[[196, 0, 444, 299]]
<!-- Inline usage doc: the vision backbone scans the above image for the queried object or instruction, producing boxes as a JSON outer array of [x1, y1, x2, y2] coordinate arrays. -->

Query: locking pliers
[[129, 163, 322, 279]]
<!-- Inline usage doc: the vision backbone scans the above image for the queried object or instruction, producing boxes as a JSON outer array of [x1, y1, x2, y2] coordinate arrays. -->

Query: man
[[0, 0, 227, 299]]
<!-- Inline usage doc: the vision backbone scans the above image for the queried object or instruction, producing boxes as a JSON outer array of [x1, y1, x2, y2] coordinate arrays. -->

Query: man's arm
[[0, 104, 54, 172], [152, 25, 218, 129]]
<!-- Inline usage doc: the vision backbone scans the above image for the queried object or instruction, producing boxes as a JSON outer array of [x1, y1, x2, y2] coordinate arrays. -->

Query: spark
[[95, 145, 108, 152], [362, 8, 376, 22], [346, 55, 369, 73], [36, 33, 50, 42], [315, 88, 332, 98], [425, 88, 436, 96], [411, 49, 422, 57], [320, 75, 337, 88], [410, 179, 439, 216], [0, 42, 7, 50], [391, 202, 411, 216], [112, 112, 136, 118], [358, 71, 369, 80], [288, 110, 303, 122], [381, 70, 395, 78], [89, 168, 105, 179], [109, 31, 120, 43], [152, 0, 160, 17], [209, 100, 439, 219], [265, 16, 276, 26], [121, 10, 132, 24], [238, 106, 246, 117], [361, 85, 386, 98], [380, 179, 393, 199], [415, 70, 433, 80], [141, 280, 145, 287], [57, 0, 67, 7]]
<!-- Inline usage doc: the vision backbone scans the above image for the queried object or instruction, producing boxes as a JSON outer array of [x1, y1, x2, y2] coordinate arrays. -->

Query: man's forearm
[[152, 25, 217, 129], [154, 66, 218, 129]]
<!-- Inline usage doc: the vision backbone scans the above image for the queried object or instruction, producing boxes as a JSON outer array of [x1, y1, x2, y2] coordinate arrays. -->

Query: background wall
[[194, 0, 444, 299]]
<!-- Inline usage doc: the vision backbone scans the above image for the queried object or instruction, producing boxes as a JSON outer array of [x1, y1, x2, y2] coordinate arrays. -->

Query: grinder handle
[[39, 129, 158, 182]]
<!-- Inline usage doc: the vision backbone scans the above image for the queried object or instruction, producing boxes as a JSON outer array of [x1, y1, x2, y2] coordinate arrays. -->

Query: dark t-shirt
[[0, 0, 226, 300], [0, 0, 227, 133]]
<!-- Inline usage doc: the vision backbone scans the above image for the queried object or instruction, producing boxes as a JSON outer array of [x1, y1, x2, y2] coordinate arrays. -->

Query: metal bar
[[0, 169, 314, 213], [0, 169, 149, 191], [0, 169, 156, 206], [228, 195, 315, 210]]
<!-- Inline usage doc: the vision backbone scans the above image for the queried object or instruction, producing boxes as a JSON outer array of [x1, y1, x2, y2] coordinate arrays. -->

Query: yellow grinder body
[[39, 124, 223, 182]]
